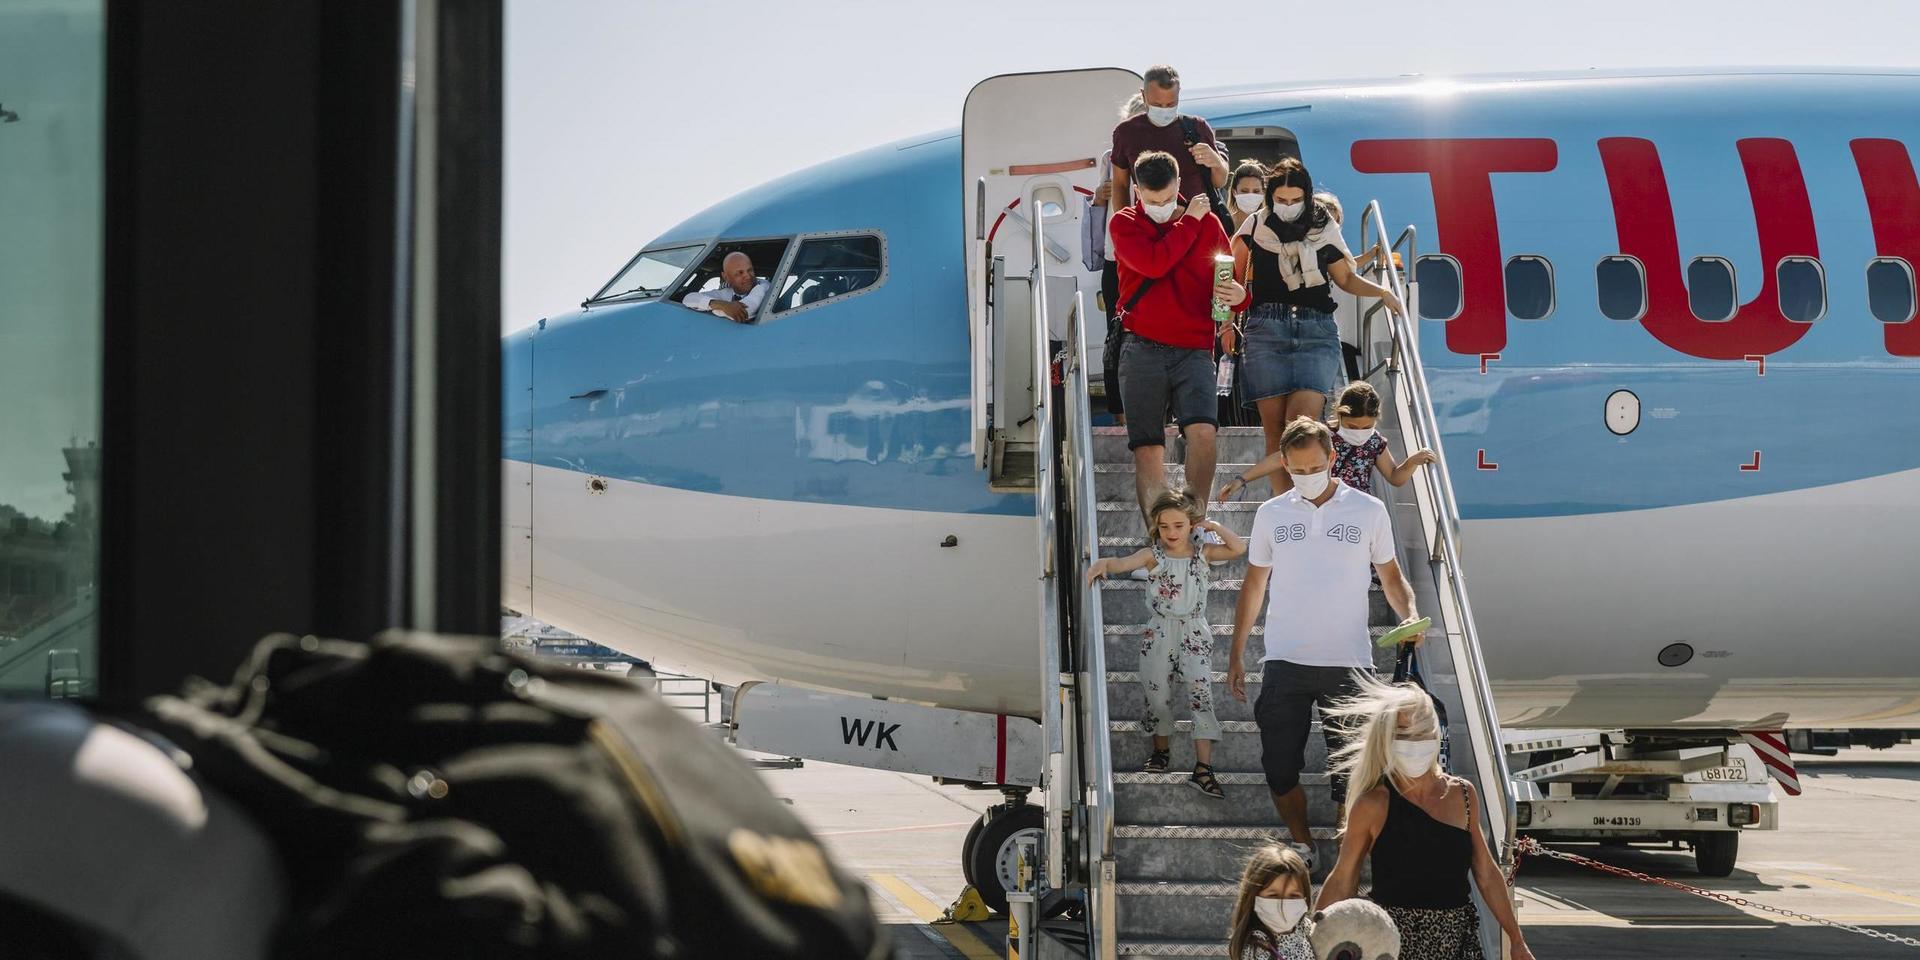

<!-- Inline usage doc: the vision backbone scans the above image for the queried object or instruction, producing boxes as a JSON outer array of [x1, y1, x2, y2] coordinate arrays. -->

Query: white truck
[[1505, 729, 1778, 877]]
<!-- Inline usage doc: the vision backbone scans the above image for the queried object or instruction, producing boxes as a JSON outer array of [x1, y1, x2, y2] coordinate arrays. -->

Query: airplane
[[502, 65, 1920, 906]]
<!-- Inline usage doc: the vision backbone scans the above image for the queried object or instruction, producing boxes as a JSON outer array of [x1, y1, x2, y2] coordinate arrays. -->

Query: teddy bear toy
[[1309, 899, 1400, 960]]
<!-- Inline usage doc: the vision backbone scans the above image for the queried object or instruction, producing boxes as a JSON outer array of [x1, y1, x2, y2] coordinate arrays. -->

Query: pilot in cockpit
[[680, 250, 770, 323]]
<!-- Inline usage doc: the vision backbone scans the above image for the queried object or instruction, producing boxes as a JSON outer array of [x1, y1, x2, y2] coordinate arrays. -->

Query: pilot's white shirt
[[682, 278, 770, 315]]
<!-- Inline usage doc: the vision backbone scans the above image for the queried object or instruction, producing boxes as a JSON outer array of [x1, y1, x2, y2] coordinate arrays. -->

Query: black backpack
[[142, 631, 889, 960], [1177, 115, 1233, 233]]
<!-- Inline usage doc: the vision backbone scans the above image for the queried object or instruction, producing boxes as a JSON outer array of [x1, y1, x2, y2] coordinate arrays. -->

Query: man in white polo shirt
[[1226, 416, 1425, 872]]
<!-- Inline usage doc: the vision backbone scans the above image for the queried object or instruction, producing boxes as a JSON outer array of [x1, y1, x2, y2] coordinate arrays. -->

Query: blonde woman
[[1225, 842, 1315, 960], [1317, 675, 1535, 960]]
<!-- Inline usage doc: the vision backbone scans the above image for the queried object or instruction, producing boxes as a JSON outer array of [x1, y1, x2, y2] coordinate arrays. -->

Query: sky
[[503, 0, 1919, 332]]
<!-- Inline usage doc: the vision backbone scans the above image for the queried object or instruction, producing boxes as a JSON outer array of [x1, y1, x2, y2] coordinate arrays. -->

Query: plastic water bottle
[[1215, 357, 1234, 396]]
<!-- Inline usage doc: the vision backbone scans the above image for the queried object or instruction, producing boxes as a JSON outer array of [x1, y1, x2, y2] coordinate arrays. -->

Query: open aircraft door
[[963, 68, 1140, 489]]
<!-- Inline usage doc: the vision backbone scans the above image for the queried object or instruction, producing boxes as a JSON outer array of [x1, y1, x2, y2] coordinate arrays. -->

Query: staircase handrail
[[1358, 200, 1520, 903]]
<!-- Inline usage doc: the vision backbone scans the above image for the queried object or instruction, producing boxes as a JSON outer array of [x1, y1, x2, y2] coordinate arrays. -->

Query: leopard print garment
[[1383, 903, 1483, 960]]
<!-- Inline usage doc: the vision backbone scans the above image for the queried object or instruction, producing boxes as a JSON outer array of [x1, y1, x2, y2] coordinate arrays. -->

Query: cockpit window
[[670, 237, 793, 311], [591, 244, 704, 303], [772, 233, 885, 315]]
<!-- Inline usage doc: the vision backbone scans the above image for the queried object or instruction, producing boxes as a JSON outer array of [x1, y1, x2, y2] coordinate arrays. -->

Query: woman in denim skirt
[[1226, 159, 1405, 495]]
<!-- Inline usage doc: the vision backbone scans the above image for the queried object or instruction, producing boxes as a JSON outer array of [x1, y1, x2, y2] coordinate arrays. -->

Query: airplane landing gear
[[959, 790, 1068, 917]]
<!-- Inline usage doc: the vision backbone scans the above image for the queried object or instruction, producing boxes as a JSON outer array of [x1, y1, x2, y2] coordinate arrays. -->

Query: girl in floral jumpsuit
[[1088, 491, 1245, 798]]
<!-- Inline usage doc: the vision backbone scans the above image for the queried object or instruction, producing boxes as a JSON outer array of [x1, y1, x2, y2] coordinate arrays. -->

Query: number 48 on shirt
[[1271, 523, 1364, 544]]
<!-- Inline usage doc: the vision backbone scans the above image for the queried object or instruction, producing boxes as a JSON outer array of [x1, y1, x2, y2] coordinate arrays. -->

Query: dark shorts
[[1240, 303, 1342, 404], [1118, 335, 1218, 450], [1254, 659, 1373, 801]]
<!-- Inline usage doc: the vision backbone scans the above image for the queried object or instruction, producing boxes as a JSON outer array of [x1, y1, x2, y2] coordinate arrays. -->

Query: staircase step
[[1094, 425, 1274, 466], [1117, 941, 1230, 958], [1093, 462, 1258, 502], [1208, 432, 1288, 463], [1116, 883, 1238, 941], [1114, 825, 1342, 884], [1105, 678, 1261, 723], [1109, 725, 1324, 774], [1114, 777, 1341, 827]]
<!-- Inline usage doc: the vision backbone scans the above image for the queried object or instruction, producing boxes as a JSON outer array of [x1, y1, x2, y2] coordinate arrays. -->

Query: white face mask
[[1254, 896, 1309, 933], [1145, 104, 1179, 127], [1338, 426, 1376, 446], [1142, 199, 1178, 223], [1290, 469, 1330, 499], [1392, 737, 1442, 777], [1273, 200, 1306, 222], [1233, 192, 1264, 213]]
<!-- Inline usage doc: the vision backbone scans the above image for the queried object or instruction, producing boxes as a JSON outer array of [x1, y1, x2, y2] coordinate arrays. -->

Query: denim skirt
[[1239, 303, 1341, 404]]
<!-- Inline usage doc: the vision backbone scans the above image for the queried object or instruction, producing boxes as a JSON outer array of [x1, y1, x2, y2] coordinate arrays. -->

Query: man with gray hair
[[681, 250, 769, 323], [1110, 64, 1230, 233]]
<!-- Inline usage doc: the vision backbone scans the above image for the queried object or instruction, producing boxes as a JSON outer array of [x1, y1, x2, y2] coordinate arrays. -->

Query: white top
[[1246, 482, 1397, 668], [682, 278, 770, 315]]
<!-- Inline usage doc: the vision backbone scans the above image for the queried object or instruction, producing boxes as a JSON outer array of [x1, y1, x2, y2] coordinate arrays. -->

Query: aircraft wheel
[[967, 804, 1068, 918], [959, 814, 986, 890], [1694, 831, 1738, 877]]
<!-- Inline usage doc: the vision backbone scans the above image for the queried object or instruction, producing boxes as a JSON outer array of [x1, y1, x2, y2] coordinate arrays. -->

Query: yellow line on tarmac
[[869, 873, 1001, 960], [1777, 871, 1920, 911]]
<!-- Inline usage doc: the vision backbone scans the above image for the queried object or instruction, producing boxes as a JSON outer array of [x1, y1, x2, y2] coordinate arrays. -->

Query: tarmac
[[766, 743, 1920, 959]]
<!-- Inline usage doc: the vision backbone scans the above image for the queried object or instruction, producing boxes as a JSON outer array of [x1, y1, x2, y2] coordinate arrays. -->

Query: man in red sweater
[[1109, 150, 1245, 519]]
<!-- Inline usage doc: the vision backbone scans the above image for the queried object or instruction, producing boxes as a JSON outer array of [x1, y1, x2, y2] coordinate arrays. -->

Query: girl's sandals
[[1188, 762, 1225, 800], [1143, 750, 1171, 774]]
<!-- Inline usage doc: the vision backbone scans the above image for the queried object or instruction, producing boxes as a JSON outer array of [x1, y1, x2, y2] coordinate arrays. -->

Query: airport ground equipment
[[1506, 728, 1778, 877]]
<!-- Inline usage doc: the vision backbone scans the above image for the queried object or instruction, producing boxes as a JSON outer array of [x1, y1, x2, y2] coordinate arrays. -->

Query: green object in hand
[[1376, 616, 1432, 647], [1213, 254, 1234, 325]]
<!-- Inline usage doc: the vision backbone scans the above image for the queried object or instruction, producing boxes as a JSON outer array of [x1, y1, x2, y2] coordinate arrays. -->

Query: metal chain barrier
[[1506, 836, 1920, 948]]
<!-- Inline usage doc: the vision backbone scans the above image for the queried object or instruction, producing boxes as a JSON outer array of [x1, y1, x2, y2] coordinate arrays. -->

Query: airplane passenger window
[[1687, 257, 1737, 322], [1596, 256, 1647, 322], [1504, 256, 1554, 321], [1867, 258, 1916, 324], [1414, 255, 1462, 321], [592, 244, 703, 303], [773, 234, 885, 314], [1777, 257, 1826, 323]]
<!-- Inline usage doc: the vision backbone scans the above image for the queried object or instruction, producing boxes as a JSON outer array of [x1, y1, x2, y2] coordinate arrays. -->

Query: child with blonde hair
[[1090, 491, 1244, 798]]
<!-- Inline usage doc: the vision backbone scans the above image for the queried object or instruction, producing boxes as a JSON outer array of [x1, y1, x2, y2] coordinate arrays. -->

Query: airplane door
[[962, 69, 1141, 484], [502, 327, 534, 613]]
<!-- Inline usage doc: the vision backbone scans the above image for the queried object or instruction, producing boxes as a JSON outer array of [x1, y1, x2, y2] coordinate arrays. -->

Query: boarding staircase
[[964, 70, 1513, 960], [1057, 202, 1507, 958], [1091, 431, 1404, 954]]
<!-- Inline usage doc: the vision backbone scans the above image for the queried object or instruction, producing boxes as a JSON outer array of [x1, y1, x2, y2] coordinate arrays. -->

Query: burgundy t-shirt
[[1110, 113, 1223, 199]]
